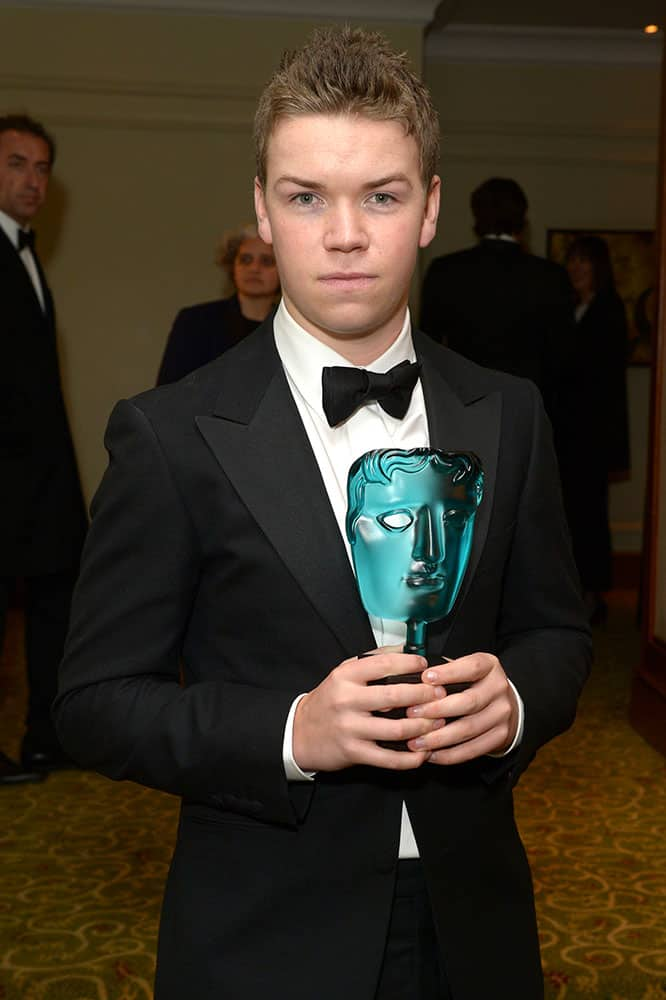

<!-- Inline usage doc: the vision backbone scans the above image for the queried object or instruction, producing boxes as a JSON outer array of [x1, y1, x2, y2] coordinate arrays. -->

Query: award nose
[[412, 506, 444, 567]]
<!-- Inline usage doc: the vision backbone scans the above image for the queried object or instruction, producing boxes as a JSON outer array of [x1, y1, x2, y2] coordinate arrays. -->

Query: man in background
[[0, 113, 86, 783], [420, 177, 574, 425]]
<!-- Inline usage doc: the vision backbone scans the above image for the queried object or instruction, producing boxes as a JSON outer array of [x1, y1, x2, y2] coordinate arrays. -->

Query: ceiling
[[435, 0, 663, 30]]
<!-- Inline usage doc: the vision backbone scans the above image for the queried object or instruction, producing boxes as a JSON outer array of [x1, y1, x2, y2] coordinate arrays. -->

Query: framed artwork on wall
[[547, 228, 656, 365]]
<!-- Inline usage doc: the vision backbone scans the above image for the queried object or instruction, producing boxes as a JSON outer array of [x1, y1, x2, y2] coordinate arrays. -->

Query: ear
[[418, 175, 441, 250], [254, 177, 273, 246]]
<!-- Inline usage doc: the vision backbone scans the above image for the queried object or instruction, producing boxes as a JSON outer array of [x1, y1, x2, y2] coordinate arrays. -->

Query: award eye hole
[[377, 510, 414, 531], [443, 508, 468, 525]]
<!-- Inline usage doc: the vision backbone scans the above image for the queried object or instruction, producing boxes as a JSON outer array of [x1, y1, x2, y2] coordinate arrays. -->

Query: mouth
[[318, 273, 377, 290], [404, 574, 445, 590]]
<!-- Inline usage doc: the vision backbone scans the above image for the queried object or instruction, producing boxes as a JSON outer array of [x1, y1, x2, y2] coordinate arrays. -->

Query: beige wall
[[1, 5, 423, 500], [423, 56, 661, 555], [2, 5, 660, 559]]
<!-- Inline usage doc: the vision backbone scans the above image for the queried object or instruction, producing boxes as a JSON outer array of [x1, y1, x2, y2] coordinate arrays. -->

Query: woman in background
[[557, 235, 631, 623], [157, 223, 279, 385]]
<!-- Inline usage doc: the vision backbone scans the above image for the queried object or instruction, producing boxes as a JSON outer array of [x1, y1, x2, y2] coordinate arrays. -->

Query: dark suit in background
[[555, 288, 631, 593], [156, 294, 262, 385], [420, 237, 575, 424], [0, 226, 87, 762], [54, 322, 591, 1000]]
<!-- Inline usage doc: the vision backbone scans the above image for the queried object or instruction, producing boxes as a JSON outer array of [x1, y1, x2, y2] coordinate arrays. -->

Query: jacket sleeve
[[53, 398, 304, 827]]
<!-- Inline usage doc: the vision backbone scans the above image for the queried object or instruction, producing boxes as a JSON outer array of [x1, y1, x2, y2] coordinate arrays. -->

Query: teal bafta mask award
[[346, 448, 484, 659]]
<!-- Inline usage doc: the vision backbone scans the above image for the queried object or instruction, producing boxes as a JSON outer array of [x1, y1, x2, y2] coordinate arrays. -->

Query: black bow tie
[[17, 229, 35, 252], [321, 359, 422, 427]]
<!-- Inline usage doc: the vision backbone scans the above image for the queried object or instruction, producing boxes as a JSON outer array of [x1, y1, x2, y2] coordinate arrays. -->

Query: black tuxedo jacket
[[156, 294, 260, 386], [55, 322, 590, 1000], [421, 239, 575, 425], [0, 227, 86, 575]]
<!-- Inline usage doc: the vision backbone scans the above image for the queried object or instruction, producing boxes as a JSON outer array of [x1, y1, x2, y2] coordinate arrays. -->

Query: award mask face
[[346, 449, 484, 627]]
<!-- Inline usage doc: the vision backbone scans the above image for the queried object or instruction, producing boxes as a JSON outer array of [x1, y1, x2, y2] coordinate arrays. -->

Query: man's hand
[[293, 649, 445, 772], [404, 653, 519, 764]]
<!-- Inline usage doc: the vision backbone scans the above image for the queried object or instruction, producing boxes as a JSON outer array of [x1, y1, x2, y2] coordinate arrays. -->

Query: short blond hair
[[254, 25, 439, 189]]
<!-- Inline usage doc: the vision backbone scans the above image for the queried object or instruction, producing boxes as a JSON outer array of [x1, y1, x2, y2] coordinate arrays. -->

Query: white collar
[[0, 211, 30, 250], [273, 299, 416, 420], [482, 233, 519, 244], [0, 208, 30, 249]]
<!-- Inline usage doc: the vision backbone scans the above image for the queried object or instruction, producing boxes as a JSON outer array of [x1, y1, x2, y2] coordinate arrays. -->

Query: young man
[[55, 28, 591, 1000], [0, 114, 87, 783]]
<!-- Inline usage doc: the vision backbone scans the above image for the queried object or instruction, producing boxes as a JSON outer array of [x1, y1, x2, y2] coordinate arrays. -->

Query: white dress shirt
[[273, 299, 523, 858], [0, 208, 45, 312]]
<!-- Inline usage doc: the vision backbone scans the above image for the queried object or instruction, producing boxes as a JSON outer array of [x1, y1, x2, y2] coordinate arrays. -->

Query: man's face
[[0, 130, 50, 227], [254, 114, 439, 363], [350, 464, 479, 624]]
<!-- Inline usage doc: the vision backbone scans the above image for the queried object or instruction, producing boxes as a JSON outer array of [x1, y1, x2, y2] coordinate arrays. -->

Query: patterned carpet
[[0, 594, 664, 1000]]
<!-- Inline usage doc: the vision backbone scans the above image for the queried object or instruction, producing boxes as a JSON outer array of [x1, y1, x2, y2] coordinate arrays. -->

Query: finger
[[361, 713, 442, 746], [352, 739, 431, 771], [407, 701, 506, 753], [427, 725, 512, 764], [406, 683, 491, 720], [422, 653, 496, 687], [349, 652, 428, 683], [358, 680, 445, 714]]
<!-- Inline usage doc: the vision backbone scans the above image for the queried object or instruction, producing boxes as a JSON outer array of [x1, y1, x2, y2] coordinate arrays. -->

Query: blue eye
[[378, 510, 413, 531], [294, 192, 319, 206], [369, 193, 395, 206]]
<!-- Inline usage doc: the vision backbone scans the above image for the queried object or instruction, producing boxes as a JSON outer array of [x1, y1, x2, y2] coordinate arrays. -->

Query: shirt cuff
[[487, 678, 524, 758], [283, 693, 316, 782]]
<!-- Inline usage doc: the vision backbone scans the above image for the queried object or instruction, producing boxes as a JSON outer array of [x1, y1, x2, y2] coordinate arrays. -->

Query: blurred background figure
[[557, 235, 631, 623], [0, 113, 87, 782], [157, 223, 279, 385], [420, 177, 574, 427]]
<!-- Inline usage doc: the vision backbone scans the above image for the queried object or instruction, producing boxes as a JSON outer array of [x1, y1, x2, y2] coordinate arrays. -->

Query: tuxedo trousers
[[0, 570, 78, 749], [374, 860, 452, 1000]]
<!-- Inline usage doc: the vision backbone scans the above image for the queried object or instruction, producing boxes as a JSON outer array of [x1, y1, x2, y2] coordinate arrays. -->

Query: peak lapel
[[416, 333, 500, 659], [195, 329, 375, 658]]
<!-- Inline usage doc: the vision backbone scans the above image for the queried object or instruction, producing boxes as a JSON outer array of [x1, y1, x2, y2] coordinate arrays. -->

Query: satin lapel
[[416, 334, 501, 658], [195, 333, 375, 658], [33, 251, 55, 329]]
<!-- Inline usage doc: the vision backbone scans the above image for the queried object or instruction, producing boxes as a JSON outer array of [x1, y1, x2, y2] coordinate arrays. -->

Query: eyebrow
[[274, 173, 413, 191], [8, 153, 50, 168]]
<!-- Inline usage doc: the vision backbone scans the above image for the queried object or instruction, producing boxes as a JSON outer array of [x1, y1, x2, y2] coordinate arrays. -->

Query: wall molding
[[440, 117, 658, 142], [1, 72, 258, 131], [438, 115, 657, 170], [426, 24, 663, 67], [0, 73, 261, 102], [0, 0, 440, 24], [3, 71, 658, 143], [1, 73, 659, 167]]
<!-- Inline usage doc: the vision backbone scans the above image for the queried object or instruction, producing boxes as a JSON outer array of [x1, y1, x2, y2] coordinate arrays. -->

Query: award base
[[367, 661, 469, 751]]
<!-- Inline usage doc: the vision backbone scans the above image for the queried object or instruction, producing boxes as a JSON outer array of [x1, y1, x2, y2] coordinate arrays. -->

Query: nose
[[323, 203, 369, 253], [24, 165, 43, 191], [412, 506, 445, 567]]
